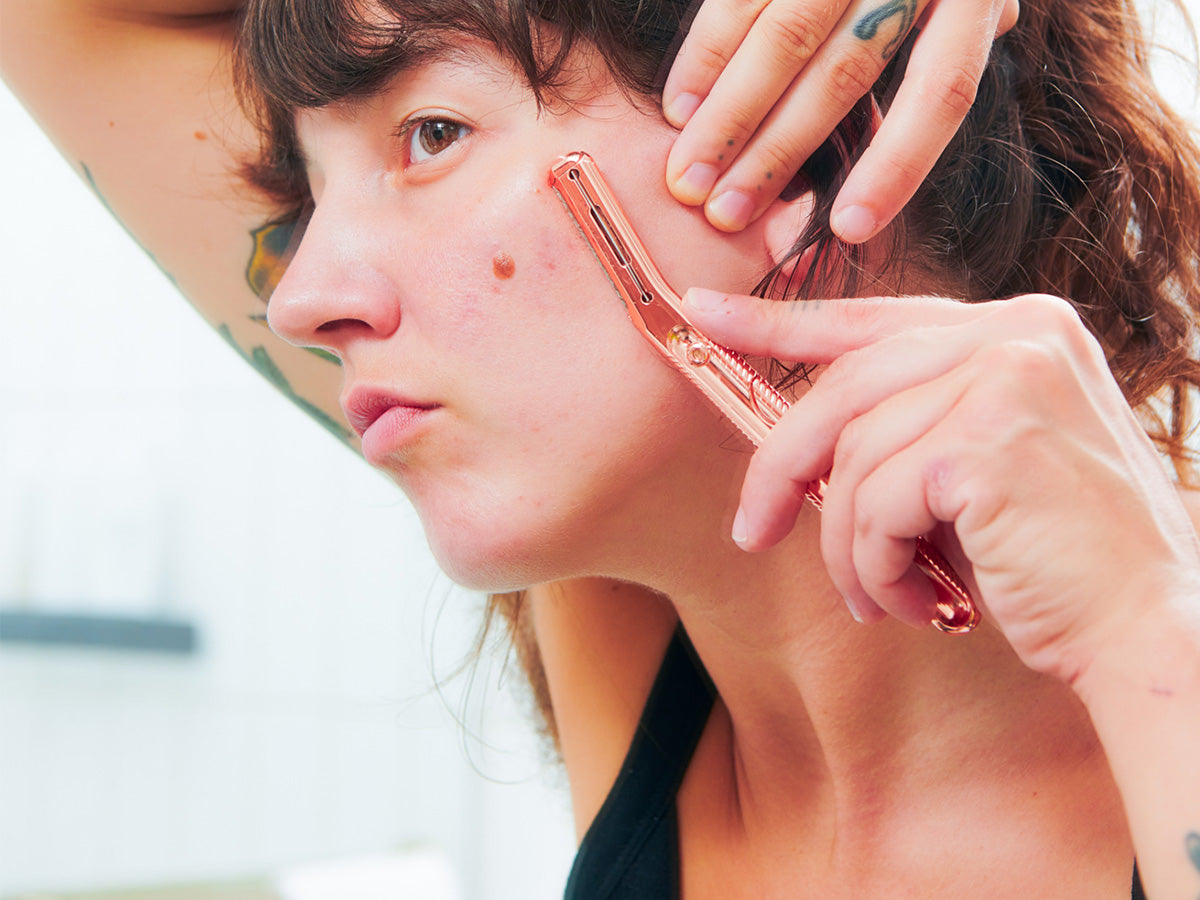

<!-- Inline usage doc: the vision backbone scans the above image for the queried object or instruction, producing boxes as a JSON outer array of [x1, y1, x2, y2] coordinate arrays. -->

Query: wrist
[[1070, 579, 1200, 712]]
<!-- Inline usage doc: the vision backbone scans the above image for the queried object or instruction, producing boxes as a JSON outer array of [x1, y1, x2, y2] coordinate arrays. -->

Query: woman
[[3, 1, 1199, 898]]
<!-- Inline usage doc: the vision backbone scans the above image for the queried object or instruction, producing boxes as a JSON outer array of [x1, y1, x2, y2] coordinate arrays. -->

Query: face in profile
[[265, 39, 779, 591]]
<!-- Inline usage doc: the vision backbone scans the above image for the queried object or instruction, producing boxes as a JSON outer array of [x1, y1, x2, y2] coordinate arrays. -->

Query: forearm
[[1075, 593, 1200, 899]]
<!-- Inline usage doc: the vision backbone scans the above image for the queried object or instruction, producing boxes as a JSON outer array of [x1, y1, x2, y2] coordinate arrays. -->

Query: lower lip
[[360, 405, 437, 464]]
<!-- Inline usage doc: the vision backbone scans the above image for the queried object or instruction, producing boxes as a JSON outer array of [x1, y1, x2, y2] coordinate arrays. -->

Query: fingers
[[710, 295, 1088, 545], [730, 309, 978, 553], [710, 292, 1096, 628], [664, 0, 1014, 237], [829, 0, 1004, 242], [665, 0, 926, 232], [662, 0, 778, 129], [996, 0, 1019, 35], [820, 377, 965, 626], [681, 289, 982, 363]]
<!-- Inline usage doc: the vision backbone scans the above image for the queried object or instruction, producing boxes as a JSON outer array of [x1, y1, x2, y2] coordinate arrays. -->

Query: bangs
[[237, 0, 691, 113], [233, 0, 695, 217], [240, 1, 539, 112]]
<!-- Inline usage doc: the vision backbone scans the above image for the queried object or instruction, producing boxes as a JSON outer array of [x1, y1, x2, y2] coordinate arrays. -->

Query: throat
[[673, 625, 1132, 899]]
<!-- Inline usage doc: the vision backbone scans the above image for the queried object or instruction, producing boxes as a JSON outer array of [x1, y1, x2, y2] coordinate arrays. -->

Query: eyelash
[[393, 113, 472, 166]]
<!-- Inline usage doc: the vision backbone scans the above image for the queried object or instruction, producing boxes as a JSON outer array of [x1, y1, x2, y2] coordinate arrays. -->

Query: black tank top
[[562, 627, 1146, 899]]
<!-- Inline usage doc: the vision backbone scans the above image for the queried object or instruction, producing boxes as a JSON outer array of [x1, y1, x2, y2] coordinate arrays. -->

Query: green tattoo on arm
[[216, 323, 352, 444], [1188, 832, 1200, 897], [80, 162, 177, 286], [246, 219, 295, 299], [237, 221, 351, 443], [247, 219, 340, 366], [853, 0, 917, 61]]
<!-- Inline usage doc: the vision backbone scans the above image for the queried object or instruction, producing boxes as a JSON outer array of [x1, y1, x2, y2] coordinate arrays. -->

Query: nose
[[266, 204, 402, 357]]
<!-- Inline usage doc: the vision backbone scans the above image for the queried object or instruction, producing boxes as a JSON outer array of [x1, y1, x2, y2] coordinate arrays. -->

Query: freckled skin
[[492, 251, 516, 279]]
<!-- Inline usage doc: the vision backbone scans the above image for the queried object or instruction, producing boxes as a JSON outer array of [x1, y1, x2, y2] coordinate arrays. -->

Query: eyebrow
[[289, 39, 508, 171]]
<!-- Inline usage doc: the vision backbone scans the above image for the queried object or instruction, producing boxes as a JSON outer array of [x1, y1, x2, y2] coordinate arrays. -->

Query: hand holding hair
[[662, 0, 1019, 239]]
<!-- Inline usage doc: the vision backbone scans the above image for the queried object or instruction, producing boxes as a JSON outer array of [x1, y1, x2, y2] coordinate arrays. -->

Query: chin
[[429, 547, 558, 595], [423, 521, 579, 595]]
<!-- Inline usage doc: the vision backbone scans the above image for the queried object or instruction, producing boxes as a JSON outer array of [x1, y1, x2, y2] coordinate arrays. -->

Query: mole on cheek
[[492, 252, 516, 279]]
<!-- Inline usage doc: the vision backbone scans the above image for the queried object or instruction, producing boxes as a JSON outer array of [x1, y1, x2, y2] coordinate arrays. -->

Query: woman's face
[[268, 42, 774, 590]]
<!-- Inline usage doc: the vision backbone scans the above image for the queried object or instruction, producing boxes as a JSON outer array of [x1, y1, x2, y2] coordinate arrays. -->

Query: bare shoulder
[[529, 578, 678, 838], [0, 1, 346, 440]]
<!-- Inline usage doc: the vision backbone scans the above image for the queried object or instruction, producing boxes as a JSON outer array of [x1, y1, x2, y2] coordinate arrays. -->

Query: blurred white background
[[0, 72, 574, 900], [0, 4, 1197, 899]]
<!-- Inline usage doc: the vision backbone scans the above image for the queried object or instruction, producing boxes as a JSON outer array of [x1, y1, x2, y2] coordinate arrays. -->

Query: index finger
[[661, 0, 772, 127], [680, 289, 986, 361]]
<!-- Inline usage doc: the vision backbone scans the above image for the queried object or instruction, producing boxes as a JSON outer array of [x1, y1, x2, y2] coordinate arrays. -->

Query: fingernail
[[676, 162, 720, 204], [664, 91, 702, 127], [843, 596, 866, 624], [842, 594, 886, 625], [731, 505, 749, 548], [830, 204, 878, 243], [682, 287, 728, 312], [708, 190, 755, 231]]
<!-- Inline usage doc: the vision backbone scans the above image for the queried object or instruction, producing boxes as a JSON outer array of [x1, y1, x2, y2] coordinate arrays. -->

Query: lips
[[343, 387, 439, 462]]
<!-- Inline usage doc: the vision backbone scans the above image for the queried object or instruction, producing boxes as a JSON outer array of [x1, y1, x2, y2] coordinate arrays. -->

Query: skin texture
[[266, 47, 771, 591], [3, 2, 1199, 897]]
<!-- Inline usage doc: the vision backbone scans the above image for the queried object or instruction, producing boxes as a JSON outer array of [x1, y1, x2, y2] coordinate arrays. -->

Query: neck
[[627, 500, 1108, 850]]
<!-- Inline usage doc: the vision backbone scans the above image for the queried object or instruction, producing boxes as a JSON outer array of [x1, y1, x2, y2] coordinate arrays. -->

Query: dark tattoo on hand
[[853, 0, 918, 61]]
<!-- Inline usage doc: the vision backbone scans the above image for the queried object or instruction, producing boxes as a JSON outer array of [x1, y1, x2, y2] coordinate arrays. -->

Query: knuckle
[[833, 414, 869, 472], [766, 6, 828, 65], [866, 142, 928, 192], [1005, 293, 1098, 358], [1010, 293, 1082, 332], [819, 48, 882, 106], [740, 132, 806, 182], [918, 62, 981, 123], [953, 470, 1008, 537], [833, 297, 889, 337], [977, 339, 1062, 384], [751, 440, 812, 510], [684, 31, 737, 78]]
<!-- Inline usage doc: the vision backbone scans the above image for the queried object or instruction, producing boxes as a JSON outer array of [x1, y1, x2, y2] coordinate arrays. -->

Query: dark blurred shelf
[[0, 609, 198, 655]]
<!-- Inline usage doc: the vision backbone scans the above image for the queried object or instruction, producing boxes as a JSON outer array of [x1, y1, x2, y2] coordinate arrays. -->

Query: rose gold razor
[[549, 151, 979, 634]]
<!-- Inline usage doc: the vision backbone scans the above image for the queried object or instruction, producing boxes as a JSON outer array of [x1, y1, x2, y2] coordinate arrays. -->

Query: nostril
[[315, 318, 372, 335]]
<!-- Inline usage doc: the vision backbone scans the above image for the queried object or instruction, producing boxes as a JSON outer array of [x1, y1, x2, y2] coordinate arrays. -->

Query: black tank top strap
[[1131, 862, 1146, 900], [563, 624, 716, 900]]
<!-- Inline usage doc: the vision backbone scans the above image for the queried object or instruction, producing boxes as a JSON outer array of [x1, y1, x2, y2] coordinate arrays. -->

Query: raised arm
[[0, 0, 349, 442]]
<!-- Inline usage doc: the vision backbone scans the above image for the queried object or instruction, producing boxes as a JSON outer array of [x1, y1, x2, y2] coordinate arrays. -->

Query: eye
[[405, 116, 471, 164]]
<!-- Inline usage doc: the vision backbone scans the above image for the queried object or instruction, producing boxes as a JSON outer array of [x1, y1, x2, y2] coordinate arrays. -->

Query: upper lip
[[342, 386, 437, 437]]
